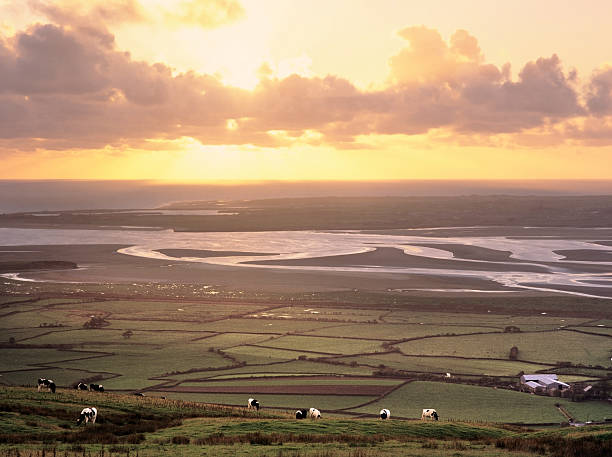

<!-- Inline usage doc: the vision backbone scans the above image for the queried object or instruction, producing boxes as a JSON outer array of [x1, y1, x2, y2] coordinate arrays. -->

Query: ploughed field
[[1, 293, 610, 425]]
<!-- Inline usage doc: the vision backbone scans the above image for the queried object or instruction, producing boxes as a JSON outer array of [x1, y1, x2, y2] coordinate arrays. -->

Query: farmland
[[1, 291, 610, 425]]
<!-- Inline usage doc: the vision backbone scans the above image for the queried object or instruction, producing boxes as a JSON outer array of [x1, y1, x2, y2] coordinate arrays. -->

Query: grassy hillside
[[0, 386, 611, 457]]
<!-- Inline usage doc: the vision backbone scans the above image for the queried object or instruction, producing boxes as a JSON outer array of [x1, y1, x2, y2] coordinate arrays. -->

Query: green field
[[262, 335, 387, 354], [195, 332, 275, 348], [167, 360, 376, 381], [339, 353, 554, 376], [307, 323, 503, 339], [348, 381, 610, 423], [1, 294, 611, 426], [223, 345, 311, 363], [396, 331, 612, 366]]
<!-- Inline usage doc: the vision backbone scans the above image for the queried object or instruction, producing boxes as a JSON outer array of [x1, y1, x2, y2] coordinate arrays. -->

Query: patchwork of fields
[[1, 293, 610, 424]]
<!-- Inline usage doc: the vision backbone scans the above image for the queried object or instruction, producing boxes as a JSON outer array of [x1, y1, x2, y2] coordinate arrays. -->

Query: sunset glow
[[2, 0, 612, 180]]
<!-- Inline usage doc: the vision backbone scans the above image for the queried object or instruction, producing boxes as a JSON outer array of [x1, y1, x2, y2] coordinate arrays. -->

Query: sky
[[1, 0, 612, 181]]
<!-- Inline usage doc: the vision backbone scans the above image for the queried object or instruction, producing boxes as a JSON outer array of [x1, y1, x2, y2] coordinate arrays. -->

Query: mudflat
[[0, 243, 510, 293], [246, 246, 549, 273]]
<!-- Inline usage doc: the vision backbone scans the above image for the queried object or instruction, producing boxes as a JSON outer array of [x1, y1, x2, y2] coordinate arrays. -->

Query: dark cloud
[[586, 66, 612, 115], [2, 24, 111, 94]]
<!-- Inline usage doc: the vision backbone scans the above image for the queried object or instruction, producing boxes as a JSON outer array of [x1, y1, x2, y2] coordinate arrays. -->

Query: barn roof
[[521, 374, 559, 382], [521, 373, 570, 389]]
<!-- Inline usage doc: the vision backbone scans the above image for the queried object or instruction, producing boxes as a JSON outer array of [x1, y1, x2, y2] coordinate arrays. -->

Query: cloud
[[586, 66, 612, 115], [0, 20, 610, 152], [163, 0, 245, 28], [383, 27, 583, 135], [27, 0, 244, 30], [0, 22, 249, 149], [1, 24, 111, 94], [389, 27, 486, 85], [28, 0, 146, 27]]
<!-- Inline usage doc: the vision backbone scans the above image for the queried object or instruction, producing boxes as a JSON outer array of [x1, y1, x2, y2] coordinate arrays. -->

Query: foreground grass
[[1, 387, 611, 457], [0, 441, 542, 457]]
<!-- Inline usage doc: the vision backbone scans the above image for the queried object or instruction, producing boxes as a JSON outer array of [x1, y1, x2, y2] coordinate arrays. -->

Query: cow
[[380, 408, 390, 420], [37, 378, 56, 393], [247, 397, 260, 411], [308, 408, 321, 419], [295, 409, 308, 419], [75, 382, 88, 391], [421, 409, 439, 421], [89, 383, 104, 392], [76, 407, 97, 425]]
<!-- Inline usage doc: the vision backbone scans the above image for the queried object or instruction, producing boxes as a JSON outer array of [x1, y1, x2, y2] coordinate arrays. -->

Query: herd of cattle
[[75, 382, 105, 392], [36, 380, 440, 424]]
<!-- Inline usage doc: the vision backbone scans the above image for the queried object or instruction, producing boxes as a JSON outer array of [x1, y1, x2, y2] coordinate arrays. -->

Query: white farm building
[[520, 374, 570, 394]]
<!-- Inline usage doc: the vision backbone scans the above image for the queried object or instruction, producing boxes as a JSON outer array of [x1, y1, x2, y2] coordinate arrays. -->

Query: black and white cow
[[308, 408, 321, 419], [247, 397, 260, 411], [380, 408, 390, 420], [75, 382, 88, 391], [76, 407, 97, 425], [37, 378, 56, 393], [421, 409, 439, 421], [295, 409, 308, 419], [89, 383, 104, 392]]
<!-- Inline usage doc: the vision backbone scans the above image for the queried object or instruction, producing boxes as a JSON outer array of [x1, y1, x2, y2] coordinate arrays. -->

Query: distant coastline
[[2, 179, 612, 213]]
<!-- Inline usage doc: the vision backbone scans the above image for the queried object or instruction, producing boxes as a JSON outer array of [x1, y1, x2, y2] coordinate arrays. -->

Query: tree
[[509, 346, 519, 360], [83, 316, 108, 329], [504, 326, 521, 333]]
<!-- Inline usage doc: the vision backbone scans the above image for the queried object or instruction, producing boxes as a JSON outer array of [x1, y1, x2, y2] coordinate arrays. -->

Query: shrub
[[171, 435, 190, 444], [509, 346, 519, 360]]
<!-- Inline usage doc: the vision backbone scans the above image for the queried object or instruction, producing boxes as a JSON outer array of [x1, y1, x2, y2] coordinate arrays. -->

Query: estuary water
[[1, 227, 612, 298]]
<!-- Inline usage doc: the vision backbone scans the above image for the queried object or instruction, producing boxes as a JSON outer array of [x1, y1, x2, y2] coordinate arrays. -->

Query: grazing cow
[[133, 392, 145, 397], [308, 408, 321, 419], [247, 397, 260, 411], [295, 409, 308, 419], [76, 407, 97, 425], [75, 382, 88, 391], [421, 409, 439, 421], [89, 383, 104, 392], [37, 378, 56, 393], [380, 408, 390, 420]]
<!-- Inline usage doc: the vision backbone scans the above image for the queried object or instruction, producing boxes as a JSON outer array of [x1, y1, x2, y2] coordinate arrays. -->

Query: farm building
[[520, 374, 570, 394]]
